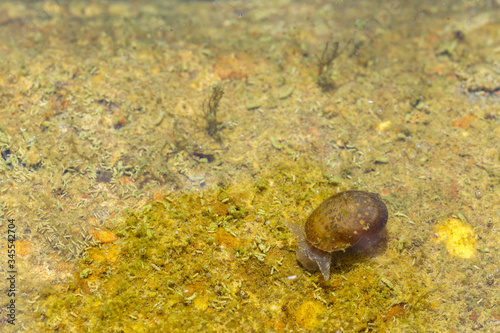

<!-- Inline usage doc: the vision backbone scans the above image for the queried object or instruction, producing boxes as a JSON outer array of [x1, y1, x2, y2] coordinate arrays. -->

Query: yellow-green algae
[[36, 167, 440, 332]]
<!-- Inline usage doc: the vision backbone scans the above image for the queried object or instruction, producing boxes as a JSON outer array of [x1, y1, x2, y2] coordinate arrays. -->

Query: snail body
[[285, 191, 388, 280]]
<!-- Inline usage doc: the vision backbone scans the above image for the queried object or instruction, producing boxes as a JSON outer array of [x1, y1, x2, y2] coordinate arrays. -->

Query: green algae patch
[[34, 168, 440, 332]]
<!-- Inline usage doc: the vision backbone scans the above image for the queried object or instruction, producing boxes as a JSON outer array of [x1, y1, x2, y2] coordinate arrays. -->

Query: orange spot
[[89, 228, 118, 243], [452, 115, 477, 129], [182, 281, 204, 298], [16, 241, 33, 256], [213, 52, 256, 80], [309, 127, 319, 137], [384, 303, 408, 321], [427, 34, 440, 42], [117, 176, 133, 185], [448, 180, 460, 199], [213, 201, 229, 216], [429, 63, 448, 75], [270, 319, 286, 332], [114, 115, 127, 128], [216, 229, 241, 248], [153, 189, 164, 202]]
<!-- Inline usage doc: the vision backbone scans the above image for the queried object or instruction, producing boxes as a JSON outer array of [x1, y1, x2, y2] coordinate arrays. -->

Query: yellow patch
[[193, 297, 209, 311], [295, 300, 325, 330], [434, 217, 476, 258], [377, 120, 392, 131], [88, 244, 119, 264]]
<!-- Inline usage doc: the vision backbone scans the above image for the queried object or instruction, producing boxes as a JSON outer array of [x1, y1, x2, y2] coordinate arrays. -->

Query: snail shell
[[285, 191, 388, 280], [306, 191, 388, 251]]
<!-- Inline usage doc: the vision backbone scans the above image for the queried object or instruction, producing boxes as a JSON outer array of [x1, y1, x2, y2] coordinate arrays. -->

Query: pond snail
[[285, 191, 388, 280]]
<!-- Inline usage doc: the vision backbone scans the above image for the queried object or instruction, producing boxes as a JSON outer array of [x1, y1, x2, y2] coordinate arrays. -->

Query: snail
[[285, 191, 388, 280]]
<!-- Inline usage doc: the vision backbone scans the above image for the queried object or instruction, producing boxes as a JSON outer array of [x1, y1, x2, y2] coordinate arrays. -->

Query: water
[[0, 0, 499, 331]]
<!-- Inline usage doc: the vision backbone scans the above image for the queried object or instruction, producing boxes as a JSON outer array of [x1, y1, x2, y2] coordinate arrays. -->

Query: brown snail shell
[[306, 191, 388, 252], [285, 191, 388, 280]]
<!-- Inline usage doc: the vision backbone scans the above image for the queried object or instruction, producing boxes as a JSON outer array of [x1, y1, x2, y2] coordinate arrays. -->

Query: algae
[[0, 0, 499, 332]]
